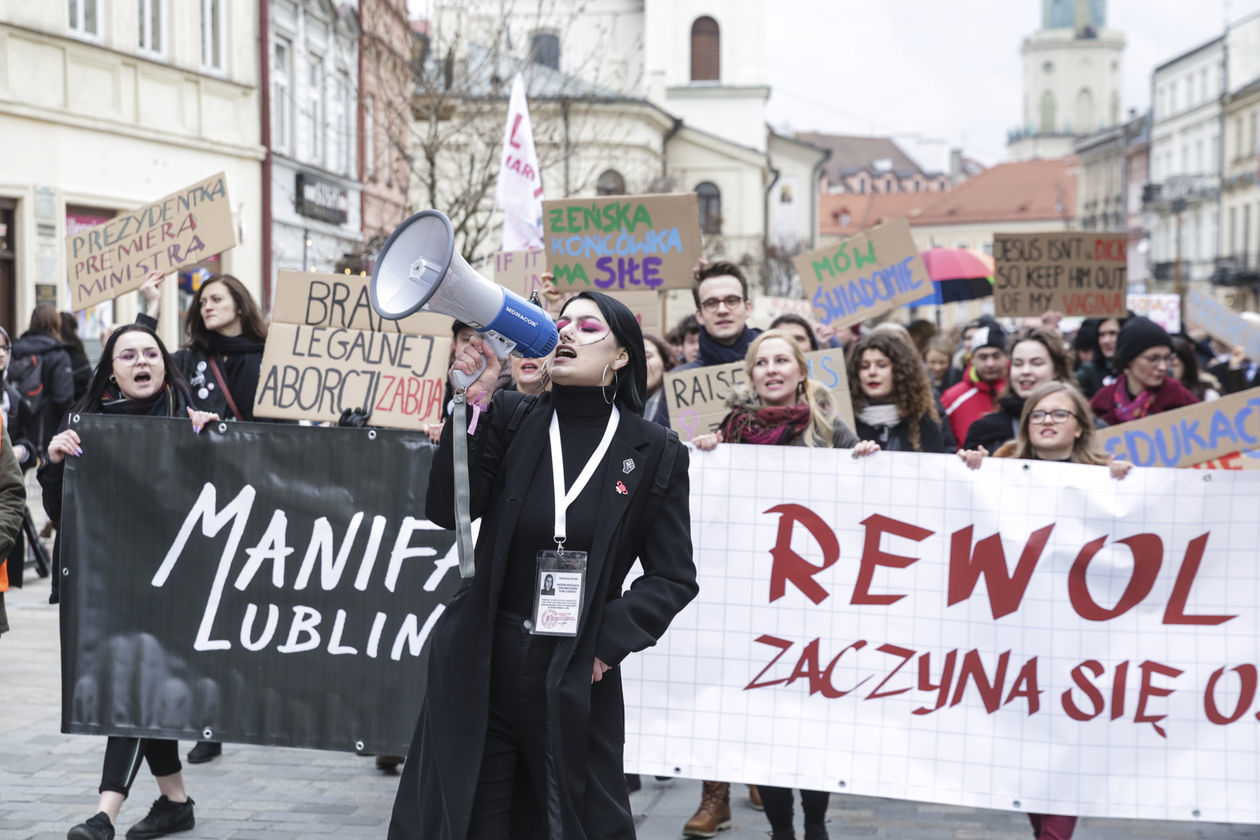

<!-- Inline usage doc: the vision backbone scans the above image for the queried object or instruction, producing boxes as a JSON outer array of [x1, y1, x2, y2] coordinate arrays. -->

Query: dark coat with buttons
[[388, 390, 697, 840]]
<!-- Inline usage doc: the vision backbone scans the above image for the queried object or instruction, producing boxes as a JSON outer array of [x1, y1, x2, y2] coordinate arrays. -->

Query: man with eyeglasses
[[1090, 316, 1199, 424], [673, 261, 760, 374]]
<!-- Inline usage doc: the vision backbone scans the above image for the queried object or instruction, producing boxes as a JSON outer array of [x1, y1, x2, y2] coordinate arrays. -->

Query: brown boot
[[683, 781, 732, 837], [748, 784, 763, 810]]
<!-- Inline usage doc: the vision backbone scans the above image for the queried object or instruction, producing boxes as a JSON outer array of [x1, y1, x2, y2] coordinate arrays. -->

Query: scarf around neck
[[697, 327, 760, 366], [858, 403, 901, 428], [719, 402, 811, 446], [99, 383, 188, 417], [1111, 372, 1157, 422]]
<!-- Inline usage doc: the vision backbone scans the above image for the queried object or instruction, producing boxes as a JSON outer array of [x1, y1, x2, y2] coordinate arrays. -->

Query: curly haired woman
[[847, 331, 954, 453]]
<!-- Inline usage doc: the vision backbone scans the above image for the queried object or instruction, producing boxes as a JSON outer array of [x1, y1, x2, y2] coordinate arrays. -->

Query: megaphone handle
[[451, 331, 517, 391]]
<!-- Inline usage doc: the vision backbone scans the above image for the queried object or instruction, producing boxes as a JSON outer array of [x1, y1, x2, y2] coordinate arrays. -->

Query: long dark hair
[[558, 291, 647, 416], [185, 274, 267, 351], [74, 324, 190, 414], [847, 331, 940, 451], [59, 312, 86, 356]]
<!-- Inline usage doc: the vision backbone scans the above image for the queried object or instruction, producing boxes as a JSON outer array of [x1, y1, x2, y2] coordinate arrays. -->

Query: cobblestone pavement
[[3, 573, 1257, 839]]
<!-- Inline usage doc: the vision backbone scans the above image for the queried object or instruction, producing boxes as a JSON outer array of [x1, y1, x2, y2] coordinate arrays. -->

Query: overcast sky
[[409, 0, 1260, 171], [766, 0, 1260, 171]]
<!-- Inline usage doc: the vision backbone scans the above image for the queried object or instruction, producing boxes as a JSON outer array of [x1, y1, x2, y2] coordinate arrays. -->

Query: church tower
[[1008, 0, 1125, 160]]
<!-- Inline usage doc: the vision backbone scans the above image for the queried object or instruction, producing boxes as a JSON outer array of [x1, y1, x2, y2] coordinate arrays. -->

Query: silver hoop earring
[[602, 366, 621, 405]]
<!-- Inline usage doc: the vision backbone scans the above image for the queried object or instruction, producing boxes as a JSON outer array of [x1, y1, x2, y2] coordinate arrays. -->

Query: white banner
[[495, 73, 544, 252], [623, 446, 1260, 824]]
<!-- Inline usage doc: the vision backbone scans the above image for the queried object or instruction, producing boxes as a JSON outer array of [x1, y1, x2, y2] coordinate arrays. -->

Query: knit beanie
[[969, 318, 1007, 353], [1113, 316, 1172, 372]]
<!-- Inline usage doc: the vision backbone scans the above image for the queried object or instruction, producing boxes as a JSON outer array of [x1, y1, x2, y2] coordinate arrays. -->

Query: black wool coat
[[388, 389, 697, 840]]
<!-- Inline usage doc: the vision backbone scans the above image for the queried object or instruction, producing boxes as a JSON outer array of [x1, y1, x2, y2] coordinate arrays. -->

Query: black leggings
[[759, 786, 829, 831], [100, 737, 181, 796], [466, 613, 560, 840]]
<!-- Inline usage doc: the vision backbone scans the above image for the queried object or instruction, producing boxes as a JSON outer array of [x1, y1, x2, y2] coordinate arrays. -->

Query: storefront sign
[[296, 172, 350, 225]]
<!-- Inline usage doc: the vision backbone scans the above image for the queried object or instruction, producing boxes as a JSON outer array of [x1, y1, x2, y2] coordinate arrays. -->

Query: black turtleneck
[[500, 385, 615, 617]]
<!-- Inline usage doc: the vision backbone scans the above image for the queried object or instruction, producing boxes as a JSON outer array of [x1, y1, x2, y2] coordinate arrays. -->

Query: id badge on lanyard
[[531, 406, 619, 637]]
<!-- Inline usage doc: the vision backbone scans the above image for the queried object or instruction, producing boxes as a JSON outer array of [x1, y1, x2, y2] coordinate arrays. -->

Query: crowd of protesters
[[3, 255, 1259, 840]]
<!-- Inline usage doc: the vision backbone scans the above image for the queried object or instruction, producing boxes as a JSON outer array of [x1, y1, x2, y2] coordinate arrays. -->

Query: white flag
[[495, 74, 544, 252]]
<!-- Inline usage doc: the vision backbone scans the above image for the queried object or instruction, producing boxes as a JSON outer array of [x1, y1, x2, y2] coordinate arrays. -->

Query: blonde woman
[[694, 330, 872, 452]]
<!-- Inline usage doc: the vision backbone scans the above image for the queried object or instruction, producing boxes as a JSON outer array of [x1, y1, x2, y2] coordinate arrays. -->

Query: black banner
[[61, 415, 456, 754]]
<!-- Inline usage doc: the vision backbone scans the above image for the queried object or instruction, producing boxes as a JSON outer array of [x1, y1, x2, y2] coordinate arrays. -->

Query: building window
[[200, 0, 224, 72], [1043, 61, 1054, 74], [1201, 68, 1208, 102], [364, 96, 375, 178], [272, 38, 293, 153], [530, 32, 560, 70], [1252, 111, 1259, 154], [596, 169, 626, 196], [309, 56, 325, 167], [339, 70, 353, 176], [68, 0, 100, 38], [695, 182, 721, 235], [1076, 87, 1094, 132], [690, 16, 719, 82], [839, 209, 851, 226], [1040, 91, 1055, 133], [138, 0, 164, 55]]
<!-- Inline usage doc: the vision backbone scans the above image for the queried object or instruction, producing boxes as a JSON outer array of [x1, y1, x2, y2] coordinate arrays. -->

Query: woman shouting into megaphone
[[389, 291, 698, 840]]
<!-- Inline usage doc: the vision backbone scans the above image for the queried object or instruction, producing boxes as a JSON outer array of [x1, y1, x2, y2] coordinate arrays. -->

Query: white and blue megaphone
[[370, 209, 557, 388]]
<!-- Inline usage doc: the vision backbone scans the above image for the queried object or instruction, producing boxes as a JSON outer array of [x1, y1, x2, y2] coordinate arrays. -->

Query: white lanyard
[[550, 405, 620, 549]]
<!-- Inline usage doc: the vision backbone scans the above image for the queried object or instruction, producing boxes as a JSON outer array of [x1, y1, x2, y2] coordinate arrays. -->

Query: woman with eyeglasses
[[388, 291, 697, 840], [1089, 317, 1198, 425], [956, 380, 1130, 840], [692, 329, 873, 840], [39, 324, 217, 840], [964, 327, 1076, 453]]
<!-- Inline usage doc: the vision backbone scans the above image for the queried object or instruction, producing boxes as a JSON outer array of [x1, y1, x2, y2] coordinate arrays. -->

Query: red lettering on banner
[[1134, 660, 1183, 738], [509, 114, 523, 149], [852, 514, 934, 606], [1163, 533, 1236, 625], [912, 649, 957, 715], [1203, 665, 1258, 724], [949, 650, 1010, 713], [1094, 238, 1125, 262], [815, 640, 870, 699], [765, 504, 839, 604], [1061, 659, 1106, 721], [744, 634, 794, 690], [1005, 657, 1043, 714], [866, 643, 915, 700], [947, 523, 1054, 619], [1110, 660, 1129, 720], [1068, 534, 1162, 621]]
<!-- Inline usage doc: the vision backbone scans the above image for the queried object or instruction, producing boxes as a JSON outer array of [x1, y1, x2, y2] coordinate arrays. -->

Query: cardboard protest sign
[[67, 172, 235, 311], [1096, 386, 1260, 468], [1185, 288, 1260, 359], [254, 324, 450, 429], [752, 296, 815, 328], [624, 446, 1260, 822], [664, 347, 853, 442], [1127, 293, 1181, 333], [794, 219, 931, 330], [491, 250, 662, 336], [257, 271, 454, 428], [542, 193, 701, 293], [61, 415, 456, 754], [271, 271, 448, 335], [992, 232, 1127, 318]]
